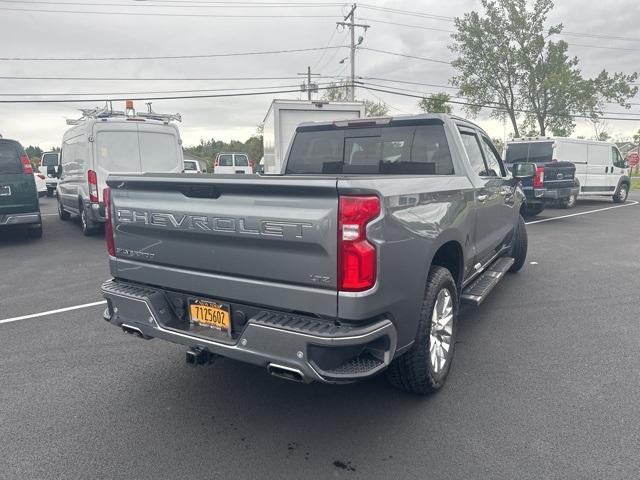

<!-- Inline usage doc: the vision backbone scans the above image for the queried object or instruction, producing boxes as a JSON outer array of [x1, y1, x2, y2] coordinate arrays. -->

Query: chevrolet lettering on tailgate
[[116, 209, 313, 239]]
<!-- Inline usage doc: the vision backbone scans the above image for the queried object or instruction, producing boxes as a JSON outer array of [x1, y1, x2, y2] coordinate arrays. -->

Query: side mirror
[[512, 162, 536, 180], [624, 161, 629, 169]]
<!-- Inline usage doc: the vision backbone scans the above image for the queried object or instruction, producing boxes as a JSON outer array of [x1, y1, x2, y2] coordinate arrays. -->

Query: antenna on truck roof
[[65, 101, 181, 125]]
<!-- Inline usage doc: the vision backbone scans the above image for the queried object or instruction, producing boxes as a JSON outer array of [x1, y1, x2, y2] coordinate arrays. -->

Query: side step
[[461, 257, 514, 306]]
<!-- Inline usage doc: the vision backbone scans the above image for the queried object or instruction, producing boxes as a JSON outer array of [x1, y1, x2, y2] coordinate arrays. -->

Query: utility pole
[[336, 3, 369, 102], [297, 66, 320, 101]]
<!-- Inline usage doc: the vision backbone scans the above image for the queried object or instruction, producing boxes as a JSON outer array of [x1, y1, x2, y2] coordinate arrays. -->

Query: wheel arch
[[429, 239, 464, 289]]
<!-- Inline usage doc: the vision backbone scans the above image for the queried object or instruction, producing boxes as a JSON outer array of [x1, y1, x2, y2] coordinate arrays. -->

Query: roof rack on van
[[66, 101, 181, 125]]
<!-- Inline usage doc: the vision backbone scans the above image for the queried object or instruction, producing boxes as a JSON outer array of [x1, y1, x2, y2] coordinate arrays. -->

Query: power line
[[0, 74, 346, 81], [311, 26, 338, 71], [359, 47, 452, 65], [0, 6, 339, 17], [0, 0, 346, 7], [0, 45, 348, 61]]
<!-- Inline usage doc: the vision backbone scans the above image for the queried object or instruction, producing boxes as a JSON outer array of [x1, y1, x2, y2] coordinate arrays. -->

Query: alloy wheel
[[429, 288, 454, 373]]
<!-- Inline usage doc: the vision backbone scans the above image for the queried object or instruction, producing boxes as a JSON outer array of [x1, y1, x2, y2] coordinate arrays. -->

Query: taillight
[[103, 187, 115, 257], [88, 169, 99, 202], [533, 167, 544, 188], [20, 154, 33, 174], [338, 195, 381, 292], [214, 159, 219, 167], [37, 174, 46, 180]]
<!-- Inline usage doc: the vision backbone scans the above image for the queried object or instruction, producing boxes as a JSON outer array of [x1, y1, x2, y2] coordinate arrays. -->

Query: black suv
[[0, 138, 42, 238]]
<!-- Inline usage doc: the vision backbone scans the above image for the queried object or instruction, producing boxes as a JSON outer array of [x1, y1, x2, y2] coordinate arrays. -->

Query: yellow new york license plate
[[189, 299, 230, 332]]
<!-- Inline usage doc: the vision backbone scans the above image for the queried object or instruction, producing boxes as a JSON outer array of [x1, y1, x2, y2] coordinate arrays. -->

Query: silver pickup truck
[[101, 114, 535, 394]]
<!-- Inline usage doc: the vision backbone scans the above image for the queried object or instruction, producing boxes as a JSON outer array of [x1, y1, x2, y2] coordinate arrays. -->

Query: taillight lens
[[88, 169, 99, 202], [338, 195, 381, 292], [103, 187, 115, 257], [214, 159, 219, 167], [37, 174, 46, 180], [533, 167, 544, 188], [20, 154, 33, 174]]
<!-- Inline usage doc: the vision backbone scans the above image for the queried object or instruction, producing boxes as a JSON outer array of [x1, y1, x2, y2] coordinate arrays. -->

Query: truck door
[[586, 143, 612, 194], [458, 128, 514, 269]]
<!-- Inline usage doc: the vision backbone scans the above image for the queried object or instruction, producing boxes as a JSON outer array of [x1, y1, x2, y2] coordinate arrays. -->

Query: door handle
[[477, 194, 489, 202]]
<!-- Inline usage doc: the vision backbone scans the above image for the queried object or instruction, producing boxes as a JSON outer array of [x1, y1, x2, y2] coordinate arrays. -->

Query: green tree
[[418, 92, 452, 114], [491, 137, 505, 154], [451, 0, 638, 137], [322, 81, 389, 117]]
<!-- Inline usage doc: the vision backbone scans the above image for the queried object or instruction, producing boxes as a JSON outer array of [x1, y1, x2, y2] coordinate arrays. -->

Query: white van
[[506, 137, 631, 203], [213, 153, 252, 174], [57, 107, 183, 235]]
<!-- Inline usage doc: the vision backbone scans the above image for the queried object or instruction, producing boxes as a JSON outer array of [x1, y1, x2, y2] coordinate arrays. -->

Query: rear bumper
[[0, 212, 41, 226], [539, 186, 579, 200], [101, 279, 397, 383], [88, 202, 105, 223]]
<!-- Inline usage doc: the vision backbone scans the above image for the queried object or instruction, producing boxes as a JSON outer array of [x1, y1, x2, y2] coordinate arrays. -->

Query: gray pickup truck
[[101, 114, 535, 394]]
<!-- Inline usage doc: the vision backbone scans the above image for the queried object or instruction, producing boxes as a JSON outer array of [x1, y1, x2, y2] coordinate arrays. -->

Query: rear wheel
[[26, 224, 43, 238], [57, 196, 70, 220], [46, 188, 54, 197], [559, 192, 576, 209], [524, 203, 544, 218], [387, 266, 458, 395], [509, 215, 528, 273], [613, 184, 629, 203], [80, 203, 98, 236]]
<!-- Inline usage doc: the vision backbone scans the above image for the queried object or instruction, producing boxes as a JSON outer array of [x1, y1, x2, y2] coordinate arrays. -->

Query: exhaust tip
[[267, 364, 306, 383]]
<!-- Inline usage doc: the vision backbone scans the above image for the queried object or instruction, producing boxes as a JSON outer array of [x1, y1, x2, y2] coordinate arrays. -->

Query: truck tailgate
[[543, 161, 576, 189], [107, 174, 339, 312]]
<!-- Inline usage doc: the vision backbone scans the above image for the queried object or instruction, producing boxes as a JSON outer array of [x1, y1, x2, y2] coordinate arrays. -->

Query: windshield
[[506, 142, 553, 164]]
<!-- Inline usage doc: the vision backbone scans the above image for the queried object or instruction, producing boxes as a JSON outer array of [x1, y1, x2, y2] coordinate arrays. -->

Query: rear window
[[41, 153, 59, 167], [286, 124, 454, 175], [218, 154, 233, 167], [506, 142, 553, 164], [0, 140, 23, 174], [96, 131, 140, 172], [139, 132, 180, 172], [183, 160, 197, 171], [234, 155, 249, 166]]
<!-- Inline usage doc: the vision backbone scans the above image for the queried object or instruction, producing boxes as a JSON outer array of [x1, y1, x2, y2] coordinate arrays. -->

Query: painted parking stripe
[[526, 200, 638, 225], [0, 300, 107, 325]]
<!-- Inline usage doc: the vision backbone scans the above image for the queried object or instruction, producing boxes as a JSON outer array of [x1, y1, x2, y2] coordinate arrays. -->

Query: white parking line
[[0, 300, 107, 325], [525, 200, 639, 225]]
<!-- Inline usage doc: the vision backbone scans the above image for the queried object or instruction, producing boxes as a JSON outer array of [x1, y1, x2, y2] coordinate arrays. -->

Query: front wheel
[[387, 266, 458, 395], [524, 203, 544, 218], [58, 197, 70, 220], [509, 215, 528, 273], [613, 184, 629, 204]]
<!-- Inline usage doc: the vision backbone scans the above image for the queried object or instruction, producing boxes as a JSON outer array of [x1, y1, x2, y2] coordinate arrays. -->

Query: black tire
[[80, 204, 98, 236], [57, 197, 70, 220], [524, 203, 544, 218], [559, 192, 576, 209], [613, 183, 629, 204], [26, 224, 43, 238], [509, 215, 528, 273], [46, 188, 54, 197], [387, 266, 458, 395]]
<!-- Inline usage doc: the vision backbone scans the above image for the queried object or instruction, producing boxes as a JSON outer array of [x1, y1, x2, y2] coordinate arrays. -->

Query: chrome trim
[[0, 213, 41, 225]]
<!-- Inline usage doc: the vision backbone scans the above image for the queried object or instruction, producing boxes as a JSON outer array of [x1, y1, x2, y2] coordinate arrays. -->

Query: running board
[[461, 257, 514, 306]]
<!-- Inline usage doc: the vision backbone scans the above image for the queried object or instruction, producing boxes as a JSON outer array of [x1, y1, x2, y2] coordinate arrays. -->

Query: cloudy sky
[[0, 0, 638, 149]]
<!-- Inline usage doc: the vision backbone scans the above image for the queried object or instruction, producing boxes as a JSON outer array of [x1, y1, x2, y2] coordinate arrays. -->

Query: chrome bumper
[[0, 212, 41, 226], [102, 279, 397, 383]]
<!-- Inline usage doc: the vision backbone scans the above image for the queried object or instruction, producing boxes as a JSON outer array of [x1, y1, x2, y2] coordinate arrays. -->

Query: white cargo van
[[262, 100, 366, 174], [506, 137, 631, 203], [57, 104, 184, 235]]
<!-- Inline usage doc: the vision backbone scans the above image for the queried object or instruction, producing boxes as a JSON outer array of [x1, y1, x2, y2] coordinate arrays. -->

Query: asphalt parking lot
[[1, 194, 639, 480]]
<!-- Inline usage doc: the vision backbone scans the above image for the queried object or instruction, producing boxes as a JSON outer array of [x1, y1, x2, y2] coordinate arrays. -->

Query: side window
[[480, 136, 505, 177], [458, 130, 487, 176], [612, 148, 626, 168]]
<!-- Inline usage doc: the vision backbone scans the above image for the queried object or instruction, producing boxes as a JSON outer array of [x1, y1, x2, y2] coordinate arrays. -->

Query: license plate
[[0, 185, 11, 197], [189, 299, 230, 332]]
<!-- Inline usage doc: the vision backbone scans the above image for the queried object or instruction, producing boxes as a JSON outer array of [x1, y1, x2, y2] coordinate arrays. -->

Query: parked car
[[39, 151, 60, 196], [56, 104, 184, 236], [183, 159, 203, 174], [33, 172, 47, 197], [214, 153, 252, 174], [101, 114, 534, 395], [507, 137, 630, 206], [0, 138, 42, 238], [505, 139, 579, 215]]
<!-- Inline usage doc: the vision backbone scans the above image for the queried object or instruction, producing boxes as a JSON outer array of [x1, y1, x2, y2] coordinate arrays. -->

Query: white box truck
[[261, 99, 366, 174]]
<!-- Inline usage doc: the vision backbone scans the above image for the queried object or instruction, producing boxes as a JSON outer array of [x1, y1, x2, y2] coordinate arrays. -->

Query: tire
[[524, 203, 544, 218], [57, 197, 70, 220], [613, 183, 629, 204], [26, 224, 43, 239], [387, 266, 458, 395], [509, 215, 528, 273], [80, 204, 98, 236], [559, 192, 576, 209], [46, 188, 54, 197]]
